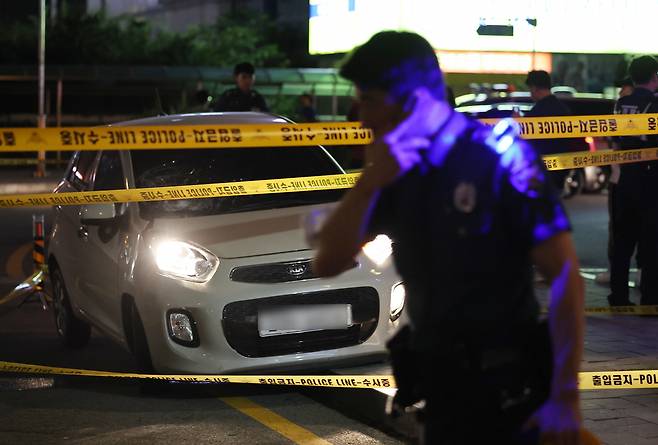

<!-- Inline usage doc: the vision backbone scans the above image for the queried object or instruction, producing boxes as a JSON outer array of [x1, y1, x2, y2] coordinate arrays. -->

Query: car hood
[[148, 203, 335, 259]]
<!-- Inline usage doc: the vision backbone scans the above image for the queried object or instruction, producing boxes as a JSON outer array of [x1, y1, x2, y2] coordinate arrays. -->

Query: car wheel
[[127, 300, 154, 373], [562, 169, 584, 199], [50, 266, 91, 348]]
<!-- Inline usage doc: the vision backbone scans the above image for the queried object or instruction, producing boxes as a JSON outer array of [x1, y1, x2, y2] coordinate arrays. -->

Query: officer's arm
[[313, 180, 380, 277], [531, 231, 585, 406]]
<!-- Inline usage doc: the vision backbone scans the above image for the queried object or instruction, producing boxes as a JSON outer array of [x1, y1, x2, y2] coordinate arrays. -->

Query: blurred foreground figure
[[312, 31, 586, 445]]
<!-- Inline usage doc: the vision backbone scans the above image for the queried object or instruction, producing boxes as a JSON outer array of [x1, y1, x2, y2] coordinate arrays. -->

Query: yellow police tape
[[0, 173, 360, 209], [480, 114, 658, 140], [539, 304, 658, 316], [543, 147, 658, 171], [2, 146, 658, 209], [0, 361, 394, 389], [0, 158, 68, 166], [0, 114, 656, 152], [0, 360, 656, 390], [584, 305, 658, 315], [0, 123, 373, 152], [579, 369, 658, 390]]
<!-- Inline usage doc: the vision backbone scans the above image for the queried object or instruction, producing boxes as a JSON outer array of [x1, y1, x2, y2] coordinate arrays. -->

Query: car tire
[[50, 266, 91, 349], [562, 169, 585, 199], [127, 300, 154, 373]]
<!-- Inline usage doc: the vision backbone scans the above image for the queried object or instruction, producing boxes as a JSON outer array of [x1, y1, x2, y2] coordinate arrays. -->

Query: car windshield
[[131, 146, 345, 219]]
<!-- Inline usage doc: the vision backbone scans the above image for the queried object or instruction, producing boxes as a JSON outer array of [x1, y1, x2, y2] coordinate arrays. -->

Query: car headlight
[[362, 234, 393, 266], [390, 283, 405, 321], [152, 239, 219, 283]]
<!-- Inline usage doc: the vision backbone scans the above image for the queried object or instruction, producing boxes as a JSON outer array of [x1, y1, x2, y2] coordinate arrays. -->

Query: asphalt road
[[0, 193, 611, 444]]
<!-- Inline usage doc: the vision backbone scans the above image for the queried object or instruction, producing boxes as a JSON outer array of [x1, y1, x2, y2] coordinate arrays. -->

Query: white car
[[47, 112, 405, 374]]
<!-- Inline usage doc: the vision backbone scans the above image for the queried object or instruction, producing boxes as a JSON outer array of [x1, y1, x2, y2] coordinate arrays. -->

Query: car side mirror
[[80, 203, 116, 225]]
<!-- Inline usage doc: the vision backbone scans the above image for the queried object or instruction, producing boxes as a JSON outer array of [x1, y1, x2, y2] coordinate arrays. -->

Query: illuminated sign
[[309, 0, 658, 55], [437, 51, 552, 74]]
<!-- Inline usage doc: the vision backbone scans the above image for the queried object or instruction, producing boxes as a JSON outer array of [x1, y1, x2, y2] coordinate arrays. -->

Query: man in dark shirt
[[609, 56, 658, 306], [212, 62, 269, 112], [525, 70, 582, 192], [312, 31, 584, 445]]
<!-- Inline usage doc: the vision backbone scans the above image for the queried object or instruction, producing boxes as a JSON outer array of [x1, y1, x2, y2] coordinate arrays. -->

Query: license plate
[[258, 304, 353, 337]]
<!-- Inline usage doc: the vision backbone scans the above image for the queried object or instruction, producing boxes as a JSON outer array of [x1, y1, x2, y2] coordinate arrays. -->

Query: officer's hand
[[358, 136, 428, 191], [524, 398, 583, 445], [358, 88, 444, 191]]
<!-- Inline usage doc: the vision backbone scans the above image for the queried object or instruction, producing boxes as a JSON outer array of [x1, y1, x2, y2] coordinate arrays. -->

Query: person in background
[[608, 56, 658, 307], [297, 93, 318, 122], [212, 62, 269, 112], [525, 70, 585, 193], [312, 31, 585, 445], [595, 77, 634, 286]]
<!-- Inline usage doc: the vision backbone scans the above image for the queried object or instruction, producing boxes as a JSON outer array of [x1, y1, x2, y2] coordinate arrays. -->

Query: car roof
[[110, 112, 290, 127]]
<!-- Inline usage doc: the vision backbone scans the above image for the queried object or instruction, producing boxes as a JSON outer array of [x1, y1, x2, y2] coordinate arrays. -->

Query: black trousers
[[609, 173, 658, 305], [421, 386, 541, 445]]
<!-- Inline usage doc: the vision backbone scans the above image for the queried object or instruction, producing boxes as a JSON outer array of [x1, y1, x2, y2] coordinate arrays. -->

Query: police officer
[[609, 56, 658, 306], [525, 70, 585, 194], [212, 62, 269, 112], [312, 31, 584, 444]]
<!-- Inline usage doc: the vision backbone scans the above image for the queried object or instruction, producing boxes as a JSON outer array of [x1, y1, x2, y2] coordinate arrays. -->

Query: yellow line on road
[[5, 242, 32, 280], [220, 397, 332, 445]]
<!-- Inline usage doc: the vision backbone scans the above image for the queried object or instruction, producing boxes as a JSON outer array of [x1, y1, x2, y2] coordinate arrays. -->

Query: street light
[[36, 0, 47, 178]]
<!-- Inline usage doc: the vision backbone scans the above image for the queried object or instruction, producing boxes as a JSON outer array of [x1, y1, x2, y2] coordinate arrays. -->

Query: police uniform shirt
[[368, 112, 571, 349], [526, 94, 575, 156], [614, 87, 658, 177], [212, 88, 269, 112], [615, 87, 658, 149]]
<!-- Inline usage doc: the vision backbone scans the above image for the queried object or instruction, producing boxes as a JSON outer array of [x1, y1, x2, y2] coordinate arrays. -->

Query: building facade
[[87, 0, 308, 32]]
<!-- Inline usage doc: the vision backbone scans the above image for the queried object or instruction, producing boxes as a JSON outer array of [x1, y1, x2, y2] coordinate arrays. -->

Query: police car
[[47, 112, 405, 374]]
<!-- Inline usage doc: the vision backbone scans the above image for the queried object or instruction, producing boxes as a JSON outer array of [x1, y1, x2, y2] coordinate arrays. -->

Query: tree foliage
[[0, 9, 290, 67]]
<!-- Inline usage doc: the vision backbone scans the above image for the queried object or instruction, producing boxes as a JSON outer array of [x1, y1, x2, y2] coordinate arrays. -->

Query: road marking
[[220, 397, 332, 445], [5, 242, 32, 280]]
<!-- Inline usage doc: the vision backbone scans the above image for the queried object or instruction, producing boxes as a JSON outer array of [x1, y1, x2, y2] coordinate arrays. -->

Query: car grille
[[229, 259, 357, 284], [221, 287, 379, 358]]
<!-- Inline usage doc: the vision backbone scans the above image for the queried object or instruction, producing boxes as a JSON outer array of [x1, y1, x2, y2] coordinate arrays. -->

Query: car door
[[76, 150, 127, 338], [53, 151, 99, 314]]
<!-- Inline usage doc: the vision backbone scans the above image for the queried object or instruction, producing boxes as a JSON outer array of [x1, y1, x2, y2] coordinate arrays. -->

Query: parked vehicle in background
[[456, 89, 615, 196], [47, 112, 405, 374]]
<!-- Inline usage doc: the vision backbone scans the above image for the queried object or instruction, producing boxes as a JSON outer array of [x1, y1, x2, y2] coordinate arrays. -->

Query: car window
[[93, 151, 125, 191], [563, 99, 614, 116], [131, 146, 345, 218], [68, 151, 98, 191]]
